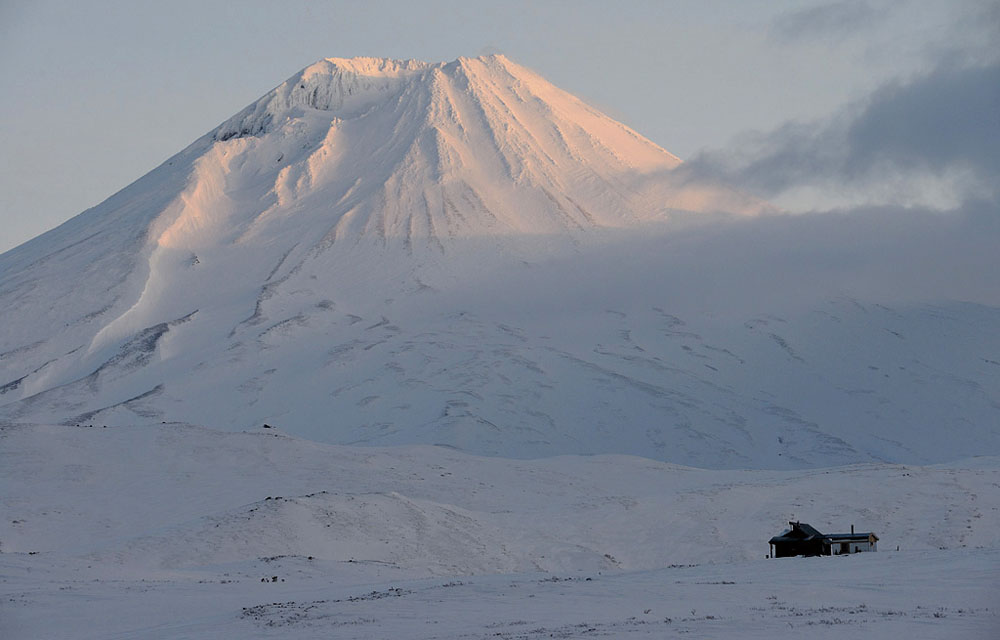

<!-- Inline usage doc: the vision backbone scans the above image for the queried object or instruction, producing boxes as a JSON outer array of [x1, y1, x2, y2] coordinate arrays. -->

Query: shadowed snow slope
[[0, 56, 997, 468]]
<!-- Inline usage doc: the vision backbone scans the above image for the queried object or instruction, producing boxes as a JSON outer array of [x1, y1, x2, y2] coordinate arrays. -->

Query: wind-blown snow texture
[[0, 55, 997, 469]]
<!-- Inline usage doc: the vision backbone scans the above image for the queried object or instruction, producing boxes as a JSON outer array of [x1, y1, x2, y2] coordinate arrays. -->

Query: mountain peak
[[216, 55, 522, 140], [316, 53, 514, 74], [215, 56, 427, 139], [208, 54, 765, 245], [318, 56, 431, 75]]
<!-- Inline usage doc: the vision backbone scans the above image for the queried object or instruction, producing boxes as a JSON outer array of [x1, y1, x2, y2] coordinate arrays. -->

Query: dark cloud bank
[[612, 22, 1000, 315], [691, 1, 999, 207], [684, 60, 1000, 204]]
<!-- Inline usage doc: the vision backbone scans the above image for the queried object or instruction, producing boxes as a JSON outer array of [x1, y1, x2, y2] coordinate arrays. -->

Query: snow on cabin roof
[[768, 521, 825, 543], [769, 522, 878, 544], [826, 532, 878, 541]]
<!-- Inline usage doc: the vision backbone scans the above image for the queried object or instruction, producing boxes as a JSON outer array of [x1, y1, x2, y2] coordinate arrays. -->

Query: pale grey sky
[[1, 0, 994, 252]]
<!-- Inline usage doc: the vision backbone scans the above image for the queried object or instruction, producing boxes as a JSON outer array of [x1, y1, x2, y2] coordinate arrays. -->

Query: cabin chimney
[[851, 524, 855, 534]]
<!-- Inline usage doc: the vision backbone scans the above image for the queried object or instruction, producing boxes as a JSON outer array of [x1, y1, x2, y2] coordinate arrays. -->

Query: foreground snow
[[4, 549, 996, 639], [1, 423, 997, 638]]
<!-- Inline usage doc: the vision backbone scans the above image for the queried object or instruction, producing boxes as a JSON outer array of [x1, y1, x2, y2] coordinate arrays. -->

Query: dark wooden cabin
[[769, 521, 827, 557], [769, 521, 878, 558]]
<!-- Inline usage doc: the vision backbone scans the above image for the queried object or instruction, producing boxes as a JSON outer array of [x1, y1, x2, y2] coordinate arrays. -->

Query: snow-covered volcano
[[1, 56, 996, 468], [207, 55, 767, 239]]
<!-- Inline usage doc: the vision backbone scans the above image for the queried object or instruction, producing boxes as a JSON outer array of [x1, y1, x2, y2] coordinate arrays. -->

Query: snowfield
[[1, 423, 998, 638]]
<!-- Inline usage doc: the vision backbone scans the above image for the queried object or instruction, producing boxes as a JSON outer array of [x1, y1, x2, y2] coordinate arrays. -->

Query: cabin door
[[840, 542, 850, 554]]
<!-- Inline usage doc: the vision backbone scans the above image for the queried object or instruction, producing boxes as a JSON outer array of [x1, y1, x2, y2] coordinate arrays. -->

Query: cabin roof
[[768, 522, 878, 545], [768, 521, 824, 544], [826, 532, 878, 541]]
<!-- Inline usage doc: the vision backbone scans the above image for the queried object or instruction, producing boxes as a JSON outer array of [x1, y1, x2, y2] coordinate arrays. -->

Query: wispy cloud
[[925, 0, 1000, 67], [845, 63, 999, 187], [639, 3, 1000, 312], [770, 0, 882, 42], [704, 1, 1000, 210], [682, 59, 1000, 209]]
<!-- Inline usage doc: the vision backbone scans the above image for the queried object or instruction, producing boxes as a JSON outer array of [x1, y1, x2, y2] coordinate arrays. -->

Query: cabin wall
[[773, 540, 826, 558], [831, 541, 873, 554]]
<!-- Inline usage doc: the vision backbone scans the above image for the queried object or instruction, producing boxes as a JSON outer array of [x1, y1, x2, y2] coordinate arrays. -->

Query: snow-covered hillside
[[0, 55, 997, 469], [4, 287, 998, 469], [1, 422, 997, 638]]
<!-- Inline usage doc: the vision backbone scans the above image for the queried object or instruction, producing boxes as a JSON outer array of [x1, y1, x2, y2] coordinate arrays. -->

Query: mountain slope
[[0, 54, 763, 395], [1, 56, 996, 468]]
